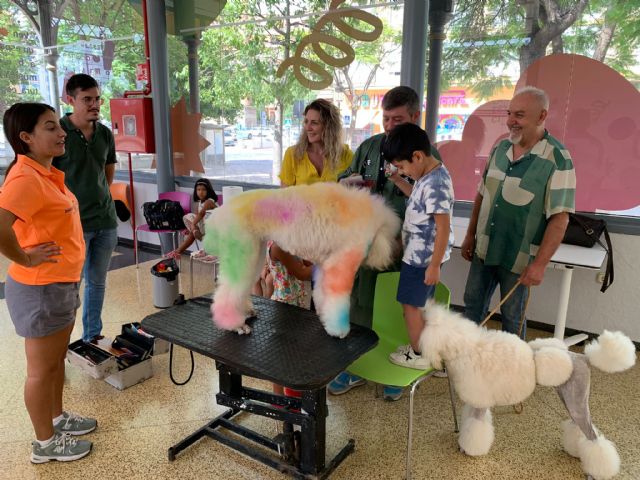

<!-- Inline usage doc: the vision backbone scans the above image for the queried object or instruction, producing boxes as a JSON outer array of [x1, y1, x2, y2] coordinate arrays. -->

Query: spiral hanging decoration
[[277, 0, 384, 90]]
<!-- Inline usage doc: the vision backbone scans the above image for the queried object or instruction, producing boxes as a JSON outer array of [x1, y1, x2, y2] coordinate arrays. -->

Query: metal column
[[400, 0, 429, 127], [146, 0, 174, 193], [425, 0, 454, 141], [184, 35, 201, 114], [37, 0, 61, 114]]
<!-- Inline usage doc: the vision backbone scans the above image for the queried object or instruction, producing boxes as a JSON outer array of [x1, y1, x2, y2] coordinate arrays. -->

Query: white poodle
[[420, 302, 636, 480]]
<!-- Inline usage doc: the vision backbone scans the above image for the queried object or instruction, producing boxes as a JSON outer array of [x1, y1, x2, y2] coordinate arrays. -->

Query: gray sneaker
[[54, 411, 97, 435], [31, 432, 92, 463]]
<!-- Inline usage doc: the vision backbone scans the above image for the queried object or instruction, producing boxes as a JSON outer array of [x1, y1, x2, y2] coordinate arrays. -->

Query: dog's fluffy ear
[[585, 330, 636, 373], [533, 347, 573, 386], [419, 301, 450, 369], [420, 301, 484, 370], [419, 328, 443, 370]]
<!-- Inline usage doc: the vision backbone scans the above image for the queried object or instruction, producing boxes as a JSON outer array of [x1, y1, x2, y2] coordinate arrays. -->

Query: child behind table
[[266, 240, 312, 309], [258, 240, 312, 398]]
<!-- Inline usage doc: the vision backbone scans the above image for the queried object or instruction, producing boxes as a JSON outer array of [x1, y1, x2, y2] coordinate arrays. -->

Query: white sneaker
[[389, 347, 430, 370], [394, 344, 412, 355]]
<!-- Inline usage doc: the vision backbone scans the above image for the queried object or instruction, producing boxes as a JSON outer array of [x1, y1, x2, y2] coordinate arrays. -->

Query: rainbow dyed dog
[[203, 182, 401, 338]]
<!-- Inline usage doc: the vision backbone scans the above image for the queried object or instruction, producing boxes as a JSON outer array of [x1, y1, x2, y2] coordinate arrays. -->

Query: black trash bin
[[150, 259, 179, 308]]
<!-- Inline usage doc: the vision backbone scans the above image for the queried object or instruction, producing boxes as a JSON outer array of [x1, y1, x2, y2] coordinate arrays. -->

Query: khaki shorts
[[5, 275, 80, 338]]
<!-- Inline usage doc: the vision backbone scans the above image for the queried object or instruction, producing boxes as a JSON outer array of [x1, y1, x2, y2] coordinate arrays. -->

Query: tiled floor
[[0, 248, 638, 480]]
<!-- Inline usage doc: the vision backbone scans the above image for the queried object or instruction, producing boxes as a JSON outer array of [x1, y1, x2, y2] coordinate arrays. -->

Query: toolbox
[[67, 340, 119, 380], [104, 357, 153, 391], [120, 322, 170, 355], [66, 322, 169, 389]]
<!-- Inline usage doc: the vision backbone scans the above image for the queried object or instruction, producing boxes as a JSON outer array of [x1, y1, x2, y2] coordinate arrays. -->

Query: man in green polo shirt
[[461, 86, 576, 338], [53, 74, 118, 344]]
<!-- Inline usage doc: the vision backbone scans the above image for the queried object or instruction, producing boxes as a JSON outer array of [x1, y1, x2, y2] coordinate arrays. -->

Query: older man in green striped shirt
[[461, 86, 576, 337]]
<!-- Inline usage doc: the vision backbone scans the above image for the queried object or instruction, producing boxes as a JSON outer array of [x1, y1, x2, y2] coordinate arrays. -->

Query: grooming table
[[141, 296, 378, 479]]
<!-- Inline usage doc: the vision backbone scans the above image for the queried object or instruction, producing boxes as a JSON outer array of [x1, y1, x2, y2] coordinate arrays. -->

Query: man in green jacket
[[330, 86, 443, 401]]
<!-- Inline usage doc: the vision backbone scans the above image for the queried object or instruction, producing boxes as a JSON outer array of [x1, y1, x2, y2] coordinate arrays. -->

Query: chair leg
[[190, 255, 194, 299], [155, 233, 163, 257], [134, 227, 139, 268], [444, 365, 460, 433], [406, 372, 435, 480], [445, 366, 459, 432]]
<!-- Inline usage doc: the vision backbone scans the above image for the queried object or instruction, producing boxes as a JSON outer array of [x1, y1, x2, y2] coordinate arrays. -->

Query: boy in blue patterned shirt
[[382, 123, 454, 370]]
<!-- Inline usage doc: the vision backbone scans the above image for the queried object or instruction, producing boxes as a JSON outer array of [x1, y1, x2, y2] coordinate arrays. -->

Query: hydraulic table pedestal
[[141, 296, 378, 479]]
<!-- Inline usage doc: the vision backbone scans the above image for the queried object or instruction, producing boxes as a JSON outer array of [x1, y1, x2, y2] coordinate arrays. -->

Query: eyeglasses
[[77, 96, 104, 106]]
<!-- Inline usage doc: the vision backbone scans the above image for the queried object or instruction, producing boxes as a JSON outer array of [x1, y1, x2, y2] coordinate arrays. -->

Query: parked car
[[251, 131, 273, 149], [223, 129, 236, 146], [236, 127, 253, 140]]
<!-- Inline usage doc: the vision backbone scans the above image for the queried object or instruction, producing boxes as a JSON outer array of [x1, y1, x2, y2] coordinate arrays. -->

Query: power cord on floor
[[169, 343, 195, 385]]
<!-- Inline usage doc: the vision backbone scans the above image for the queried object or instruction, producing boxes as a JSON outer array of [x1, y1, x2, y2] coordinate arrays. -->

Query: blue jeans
[[81, 228, 118, 342], [463, 255, 529, 338]]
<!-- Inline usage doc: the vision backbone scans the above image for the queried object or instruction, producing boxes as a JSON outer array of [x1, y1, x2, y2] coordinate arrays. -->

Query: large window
[[2, 0, 640, 220], [437, 1, 640, 218], [0, 0, 405, 187]]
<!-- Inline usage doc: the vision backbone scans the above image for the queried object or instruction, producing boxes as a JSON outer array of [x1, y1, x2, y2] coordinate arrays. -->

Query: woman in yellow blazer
[[279, 98, 353, 186]]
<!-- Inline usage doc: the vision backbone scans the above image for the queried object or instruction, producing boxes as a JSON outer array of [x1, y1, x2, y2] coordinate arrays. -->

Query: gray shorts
[[5, 275, 80, 338]]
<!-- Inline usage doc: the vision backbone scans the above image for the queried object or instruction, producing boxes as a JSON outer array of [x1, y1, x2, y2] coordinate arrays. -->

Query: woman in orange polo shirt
[[0, 103, 93, 463]]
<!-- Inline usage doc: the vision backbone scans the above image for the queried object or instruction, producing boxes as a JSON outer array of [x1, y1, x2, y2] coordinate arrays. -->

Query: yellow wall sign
[[277, 0, 383, 90]]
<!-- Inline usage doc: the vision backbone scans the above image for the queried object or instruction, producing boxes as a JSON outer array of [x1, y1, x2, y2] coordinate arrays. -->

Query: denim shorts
[[396, 262, 436, 307], [5, 275, 80, 338]]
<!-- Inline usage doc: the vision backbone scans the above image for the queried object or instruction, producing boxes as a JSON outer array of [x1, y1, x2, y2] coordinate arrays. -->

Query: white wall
[[441, 232, 640, 342]]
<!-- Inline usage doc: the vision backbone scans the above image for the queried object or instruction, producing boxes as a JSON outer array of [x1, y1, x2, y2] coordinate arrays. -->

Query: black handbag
[[142, 199, 186, 230], [562, 213, 614, 292]]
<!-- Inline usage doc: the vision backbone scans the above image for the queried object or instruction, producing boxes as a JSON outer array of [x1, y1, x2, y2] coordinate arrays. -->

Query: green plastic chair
[[346, 271, 458, 480]]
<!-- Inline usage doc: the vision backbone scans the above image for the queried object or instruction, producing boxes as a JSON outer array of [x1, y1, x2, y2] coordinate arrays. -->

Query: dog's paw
[[235, 324, 252, 335], [324, 324, 350, 339]]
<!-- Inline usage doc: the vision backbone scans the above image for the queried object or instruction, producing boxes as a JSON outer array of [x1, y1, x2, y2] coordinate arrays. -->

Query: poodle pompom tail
[[585, 330, 636, 373]]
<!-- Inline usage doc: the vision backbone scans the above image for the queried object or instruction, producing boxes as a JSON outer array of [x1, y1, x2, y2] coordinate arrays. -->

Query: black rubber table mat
[[141, 296, 378, 390]]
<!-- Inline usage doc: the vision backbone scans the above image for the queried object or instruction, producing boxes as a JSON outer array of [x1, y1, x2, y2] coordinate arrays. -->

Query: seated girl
[[166, 178, 218, 260]]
